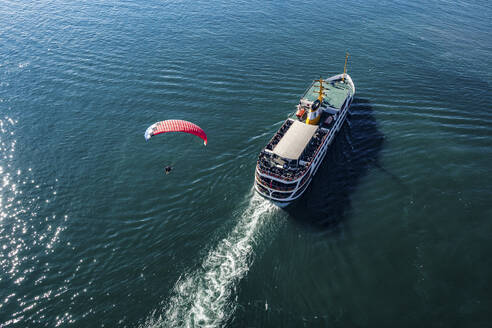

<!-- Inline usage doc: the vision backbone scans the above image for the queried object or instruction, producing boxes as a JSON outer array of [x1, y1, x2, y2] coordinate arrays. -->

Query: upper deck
[[302, 78, 353, 109], [257, 75, 355, 183], [272, 120, 318, 160]]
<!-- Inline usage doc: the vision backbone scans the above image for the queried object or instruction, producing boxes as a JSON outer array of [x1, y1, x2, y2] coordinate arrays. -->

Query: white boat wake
[[143, 193, 278, 327]]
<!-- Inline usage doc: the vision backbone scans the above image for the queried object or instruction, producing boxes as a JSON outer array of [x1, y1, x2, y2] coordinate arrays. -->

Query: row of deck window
[[256, 173, 297, 191]]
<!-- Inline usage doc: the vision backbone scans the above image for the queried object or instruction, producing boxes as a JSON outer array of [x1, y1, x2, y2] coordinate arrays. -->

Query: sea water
[[0, 0, 491, 326]]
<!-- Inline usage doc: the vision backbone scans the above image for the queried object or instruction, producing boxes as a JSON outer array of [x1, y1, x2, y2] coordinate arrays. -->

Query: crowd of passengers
[[257, 152, 305, 181], [258, 128, 328, 181], [265, 119, 293, 151], [299, 129, 328, 163], [258, 152, 299, 180]]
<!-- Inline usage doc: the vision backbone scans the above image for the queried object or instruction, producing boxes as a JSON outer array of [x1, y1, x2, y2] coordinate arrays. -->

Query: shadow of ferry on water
[[285, 98, 385, 230]]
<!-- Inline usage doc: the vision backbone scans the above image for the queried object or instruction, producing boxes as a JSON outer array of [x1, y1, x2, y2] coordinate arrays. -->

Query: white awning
[[273, 120, 318, 160]]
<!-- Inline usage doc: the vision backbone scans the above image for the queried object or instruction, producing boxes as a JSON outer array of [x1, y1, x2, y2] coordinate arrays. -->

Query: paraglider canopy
[[144, 120, 207, 145]]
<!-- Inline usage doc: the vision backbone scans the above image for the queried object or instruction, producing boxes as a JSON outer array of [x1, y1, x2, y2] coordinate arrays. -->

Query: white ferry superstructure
[[254, 72, 355, 207]]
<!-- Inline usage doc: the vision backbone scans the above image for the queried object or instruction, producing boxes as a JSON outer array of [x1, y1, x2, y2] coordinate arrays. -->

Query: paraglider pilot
[[164, 166, 173, 175]]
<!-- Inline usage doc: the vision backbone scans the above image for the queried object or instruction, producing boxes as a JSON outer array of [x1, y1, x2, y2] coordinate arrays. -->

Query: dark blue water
[[1, 0, 491, 327]]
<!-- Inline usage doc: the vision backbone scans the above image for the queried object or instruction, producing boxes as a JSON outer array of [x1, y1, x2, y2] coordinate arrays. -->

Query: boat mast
[[342, 52, 349, 82], [316, 77, 324, 102], [305, 78, 324, 125]]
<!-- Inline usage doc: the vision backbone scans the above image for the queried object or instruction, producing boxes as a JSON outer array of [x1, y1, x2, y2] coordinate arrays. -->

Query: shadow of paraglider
[[285, 98, 388, 230]]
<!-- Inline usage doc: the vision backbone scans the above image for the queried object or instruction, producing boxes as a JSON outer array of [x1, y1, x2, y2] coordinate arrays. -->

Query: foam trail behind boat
[[144, 192, 277, 327]]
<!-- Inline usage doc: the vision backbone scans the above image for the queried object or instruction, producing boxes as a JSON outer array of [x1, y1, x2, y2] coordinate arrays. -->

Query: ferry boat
[[254, 59, 355, 207]]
